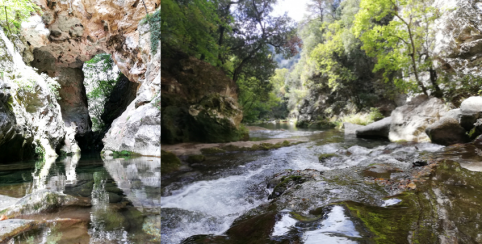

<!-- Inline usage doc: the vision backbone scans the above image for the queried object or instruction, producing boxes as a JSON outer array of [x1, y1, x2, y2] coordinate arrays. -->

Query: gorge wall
[[18, 0, 161, 156]]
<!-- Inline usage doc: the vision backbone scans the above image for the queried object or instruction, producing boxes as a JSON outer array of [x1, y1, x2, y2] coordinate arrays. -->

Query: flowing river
[[161, 123, 482, 243]]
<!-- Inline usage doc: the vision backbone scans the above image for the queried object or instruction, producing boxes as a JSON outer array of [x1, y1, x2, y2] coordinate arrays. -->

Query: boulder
[[460, 96, 482, 131], [343, 123, 365, 135], [389, 95, 450, 142], [443, 108, 462, 121], [425, 117, 469, 145], [161, 51, 244, 144], [0, 219, 36, 242], [356, 117, 391, 138]]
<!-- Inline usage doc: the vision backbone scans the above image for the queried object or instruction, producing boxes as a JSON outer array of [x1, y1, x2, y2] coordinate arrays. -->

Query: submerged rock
[[7, 190, 90, 217], [0, 219, 36, 243]]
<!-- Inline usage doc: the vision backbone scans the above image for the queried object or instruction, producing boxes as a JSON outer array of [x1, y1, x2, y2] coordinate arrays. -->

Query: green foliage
[[440, 74, 482, 107], [353, 0, 441, 94], [334, 107, 384, 129], [237, 75, 283, 122], [0, 0, 40, 35], [141, 8, 160, 54], [161, 0, 221, 64], [83, 53, 119, 131], [5, 68, 60, 100], [34, 141, 45, 160]]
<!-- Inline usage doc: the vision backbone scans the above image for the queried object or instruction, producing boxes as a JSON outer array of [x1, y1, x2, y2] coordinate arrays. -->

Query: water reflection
[[0, 155, 160, 243], [102, 156, 161, 211], [62, 153, 80, 185]]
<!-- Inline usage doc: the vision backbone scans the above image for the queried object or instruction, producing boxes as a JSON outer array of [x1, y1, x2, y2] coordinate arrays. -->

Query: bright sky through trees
[[272, 0, 311, 22]]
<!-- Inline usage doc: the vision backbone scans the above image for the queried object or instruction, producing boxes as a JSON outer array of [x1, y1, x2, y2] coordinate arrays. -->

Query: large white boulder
[[389, 95, 450, 142]]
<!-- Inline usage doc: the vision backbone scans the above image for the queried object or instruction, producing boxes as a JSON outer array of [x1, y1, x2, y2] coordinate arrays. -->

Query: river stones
[[389, 96, 450, 142], [460, 96, 482, 131], [0, 219, 36, 242], [356, 117, 392, 139], [5, 190, 91, 218], [343, 122, 364, 136], [267, 169, 322, 200], [425, 117, 470, 145]]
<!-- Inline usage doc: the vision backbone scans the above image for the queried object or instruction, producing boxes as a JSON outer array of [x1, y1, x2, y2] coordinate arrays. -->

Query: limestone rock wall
[[20, 0, 160, 155], [0, 31, 65, 162], [161, 52, 244, 144]]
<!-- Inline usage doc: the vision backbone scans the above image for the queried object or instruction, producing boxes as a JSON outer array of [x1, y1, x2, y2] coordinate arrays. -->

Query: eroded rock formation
[[0, 31, 65, 162], [161, 51, 244, 144], [19, 0, 160, 156]]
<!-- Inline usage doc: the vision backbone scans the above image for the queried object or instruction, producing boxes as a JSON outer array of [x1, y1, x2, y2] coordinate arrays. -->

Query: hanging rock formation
[[20, 0, 160, 156]]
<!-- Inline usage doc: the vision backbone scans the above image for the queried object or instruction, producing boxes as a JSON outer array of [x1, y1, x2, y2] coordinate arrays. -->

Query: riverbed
[[161, 123, 482, 243]]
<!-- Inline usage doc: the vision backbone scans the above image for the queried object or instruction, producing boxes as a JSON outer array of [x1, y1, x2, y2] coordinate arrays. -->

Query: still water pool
[[0, 154, 160, 243]]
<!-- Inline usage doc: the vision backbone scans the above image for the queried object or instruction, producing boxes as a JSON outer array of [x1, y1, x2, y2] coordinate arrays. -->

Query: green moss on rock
[[161, 150, 182, 174], [187, 154, 206, 163], [200, 147, 226, 155], [112, 150, 140, 159], [318, 153, 338, 162]]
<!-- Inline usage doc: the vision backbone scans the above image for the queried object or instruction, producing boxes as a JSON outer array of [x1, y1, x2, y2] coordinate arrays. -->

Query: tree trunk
[[429, 66, 442, 98], [407, 24, 428, 96]]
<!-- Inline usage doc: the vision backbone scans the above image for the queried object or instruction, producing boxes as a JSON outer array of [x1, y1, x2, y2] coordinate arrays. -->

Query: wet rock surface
[[0, 31, 65, 162], [0, 219, 36, 242], [425, 117, 470, 145], [162, 125, 465, 243]]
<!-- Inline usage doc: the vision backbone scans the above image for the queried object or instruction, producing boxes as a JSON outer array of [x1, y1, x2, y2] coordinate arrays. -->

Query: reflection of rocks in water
[[61, 153, 80, 185], [103, 157, 160, 211], [88, 169, 130, 243]]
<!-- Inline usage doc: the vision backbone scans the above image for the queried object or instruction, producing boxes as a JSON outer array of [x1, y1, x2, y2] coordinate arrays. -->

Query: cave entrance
[[77, 53, 139, 153], [30, 50, 138, 154]]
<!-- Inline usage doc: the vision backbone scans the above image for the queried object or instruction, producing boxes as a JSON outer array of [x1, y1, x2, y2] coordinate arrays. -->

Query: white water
[[161, 129, 446, 243], [0, 29, 26, 69]]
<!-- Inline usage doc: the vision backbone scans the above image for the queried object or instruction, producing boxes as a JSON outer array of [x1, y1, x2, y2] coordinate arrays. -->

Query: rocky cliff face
[[433, 0, 482, 102], [161, 52, 244, 144], [19, 0, 160, 156], [0, 31, 65, 162]]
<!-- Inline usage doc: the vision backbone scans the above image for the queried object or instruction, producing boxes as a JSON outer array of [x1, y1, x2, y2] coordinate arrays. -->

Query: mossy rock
[[226, 212, 277, 244], [187, 154, 206, 163], [161, 150, 182, 174], [221, 144, 244, 151], [268, 175, 305, 200], [318, 153, 338, 163], [289, 211, 322, 222], [200, 147, 226, 155], [112, 150, 140, 159]]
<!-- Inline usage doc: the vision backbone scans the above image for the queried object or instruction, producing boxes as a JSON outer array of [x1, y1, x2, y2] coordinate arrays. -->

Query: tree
[[353, 0, 441, 96], [224, 0, 301, 82], [0, 0, 40, 35], [161, 0, 221, 64], [306, 0, 341, 23]]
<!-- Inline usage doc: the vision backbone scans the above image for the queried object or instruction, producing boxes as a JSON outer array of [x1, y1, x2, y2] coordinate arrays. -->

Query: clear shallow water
[[0, 154, 160, 243], [161, 126, 446, 244]]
